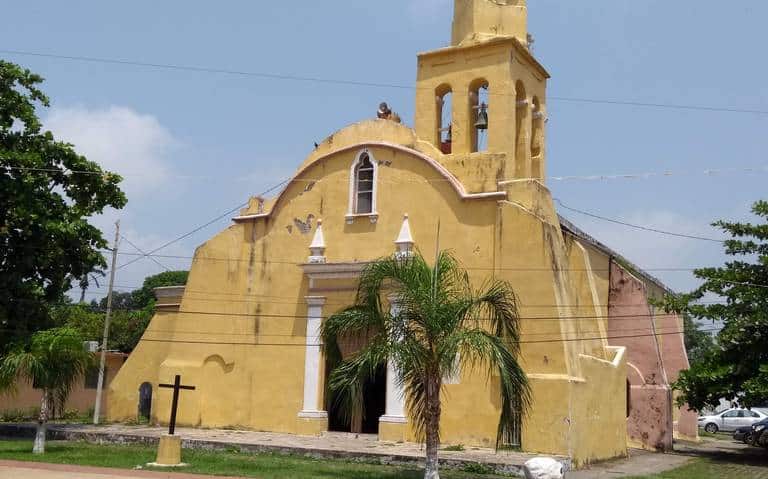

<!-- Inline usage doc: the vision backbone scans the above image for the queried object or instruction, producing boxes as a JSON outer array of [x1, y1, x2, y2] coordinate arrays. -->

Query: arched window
[[436, 85, 453, 154], [469, 79, 489, 153], [347, 151, 378, 222], [531, 96, 544, 179], [514, 80, 528, 177]]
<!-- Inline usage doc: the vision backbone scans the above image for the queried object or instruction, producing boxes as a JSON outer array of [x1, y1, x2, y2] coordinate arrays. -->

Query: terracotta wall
[[0, 353, 126, 418], [607, 263, 673, 451], [656, 312, 699, 440]]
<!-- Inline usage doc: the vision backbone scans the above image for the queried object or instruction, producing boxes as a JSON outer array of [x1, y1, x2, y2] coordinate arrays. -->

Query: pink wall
[[607, 263, 673, 451], [0, 353, 126, 418], [656, 313, 699, 439]]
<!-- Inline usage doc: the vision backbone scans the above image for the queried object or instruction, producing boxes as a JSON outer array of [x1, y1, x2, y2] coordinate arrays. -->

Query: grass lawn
[[0, 439, 509, 478], [626, 458, 768, 479]]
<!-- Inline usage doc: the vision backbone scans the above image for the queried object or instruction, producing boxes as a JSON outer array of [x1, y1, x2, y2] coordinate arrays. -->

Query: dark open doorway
[[327, 364, 387, 435], [138, 382, 152, 422]]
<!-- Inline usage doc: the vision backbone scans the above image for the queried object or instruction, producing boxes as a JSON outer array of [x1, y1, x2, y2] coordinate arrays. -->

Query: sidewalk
[[0, 423, 551, 476]]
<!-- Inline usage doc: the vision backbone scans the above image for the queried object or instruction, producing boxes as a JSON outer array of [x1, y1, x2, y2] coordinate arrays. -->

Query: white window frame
[[346, 149, 379, 224]]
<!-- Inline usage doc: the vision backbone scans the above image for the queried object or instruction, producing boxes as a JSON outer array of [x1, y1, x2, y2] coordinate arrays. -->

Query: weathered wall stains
[[607, 262, 674, 451]]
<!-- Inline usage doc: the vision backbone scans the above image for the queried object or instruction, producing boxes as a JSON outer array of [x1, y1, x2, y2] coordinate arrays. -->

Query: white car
[[698, 408, 768, 433]]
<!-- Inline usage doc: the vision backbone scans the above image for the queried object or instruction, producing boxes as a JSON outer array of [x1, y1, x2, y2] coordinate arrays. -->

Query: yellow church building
[[108, 0, 695, 466]]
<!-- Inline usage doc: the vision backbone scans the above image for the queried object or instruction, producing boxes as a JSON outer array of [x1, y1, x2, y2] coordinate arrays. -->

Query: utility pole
[[93, 221, 120, 425]]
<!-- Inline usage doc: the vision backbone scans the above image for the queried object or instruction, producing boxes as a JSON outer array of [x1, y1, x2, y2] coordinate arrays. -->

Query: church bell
[[475, 103, 488, 130]]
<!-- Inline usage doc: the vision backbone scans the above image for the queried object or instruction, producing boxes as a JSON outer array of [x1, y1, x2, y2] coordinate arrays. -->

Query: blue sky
[[2, 0, 766, 298]]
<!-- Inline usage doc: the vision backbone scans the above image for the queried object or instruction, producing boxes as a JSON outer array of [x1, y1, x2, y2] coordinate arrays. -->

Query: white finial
[[308, 219, 326, 264], [395, 214, 414, 259]]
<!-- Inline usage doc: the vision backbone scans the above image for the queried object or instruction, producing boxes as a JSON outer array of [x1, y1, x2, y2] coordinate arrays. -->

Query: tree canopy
[[661, 200, 768, 411], [53, 270, 189, 353], [0, 60, 126, 354]]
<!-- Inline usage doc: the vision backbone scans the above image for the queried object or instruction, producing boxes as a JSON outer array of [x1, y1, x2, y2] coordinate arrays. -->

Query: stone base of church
[[296, 411, 328, 436], [378, 416, 408, 442]]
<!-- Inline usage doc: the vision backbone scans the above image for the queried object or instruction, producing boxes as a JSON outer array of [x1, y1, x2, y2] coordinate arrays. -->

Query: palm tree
[[0, 327, 93, 454], [322, 251, 531, 479]]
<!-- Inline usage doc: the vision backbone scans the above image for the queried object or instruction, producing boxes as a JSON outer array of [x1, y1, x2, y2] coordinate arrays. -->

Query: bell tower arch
[[414, 0, 549, 188]]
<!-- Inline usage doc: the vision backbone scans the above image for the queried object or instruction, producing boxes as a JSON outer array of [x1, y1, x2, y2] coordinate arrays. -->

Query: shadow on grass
[[671, 438, 768, 469]]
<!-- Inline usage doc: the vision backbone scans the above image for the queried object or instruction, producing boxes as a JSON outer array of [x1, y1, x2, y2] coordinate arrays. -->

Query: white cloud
[[45, 106, 175, 196]]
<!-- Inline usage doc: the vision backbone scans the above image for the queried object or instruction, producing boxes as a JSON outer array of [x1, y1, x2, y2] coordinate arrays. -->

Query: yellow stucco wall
[[108, 1, 630, 467]]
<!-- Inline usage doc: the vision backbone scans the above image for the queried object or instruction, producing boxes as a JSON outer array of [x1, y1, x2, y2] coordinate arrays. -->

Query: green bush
[[0, 407, 39, 422], [462, 462, 494, 475]]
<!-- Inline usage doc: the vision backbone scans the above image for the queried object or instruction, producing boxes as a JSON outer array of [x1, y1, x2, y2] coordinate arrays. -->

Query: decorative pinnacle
[[308, 219, 326, 264]]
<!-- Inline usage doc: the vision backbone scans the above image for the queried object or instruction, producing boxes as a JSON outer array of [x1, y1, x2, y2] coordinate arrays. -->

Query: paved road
[[0, 460, 241, 479]]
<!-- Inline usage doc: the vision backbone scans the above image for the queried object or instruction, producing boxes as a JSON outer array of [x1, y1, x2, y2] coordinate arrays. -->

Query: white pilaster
[[298, 296, 328, 419], [380, 298, 407, 424]]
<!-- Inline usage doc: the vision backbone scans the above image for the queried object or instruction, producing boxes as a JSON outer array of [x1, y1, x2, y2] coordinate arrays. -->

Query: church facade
[[108, 0, 696, 466]]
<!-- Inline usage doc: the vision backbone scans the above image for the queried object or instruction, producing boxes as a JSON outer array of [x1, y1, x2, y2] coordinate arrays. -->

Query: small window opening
[[531, 96, 543, 179], [354, 153, 375, 214], [437, 87, 453, 154], [470, 80, 489, 153], [514, 81, 528, 177]]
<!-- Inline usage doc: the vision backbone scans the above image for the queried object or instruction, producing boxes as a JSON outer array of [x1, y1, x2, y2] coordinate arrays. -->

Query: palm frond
[[448, 328, 531, 447], [325, 334, 389, 426]]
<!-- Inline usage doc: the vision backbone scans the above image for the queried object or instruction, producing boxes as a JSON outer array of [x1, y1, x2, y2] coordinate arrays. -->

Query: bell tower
[[414, 0, 549, 191], [452, 0, 528, 46]]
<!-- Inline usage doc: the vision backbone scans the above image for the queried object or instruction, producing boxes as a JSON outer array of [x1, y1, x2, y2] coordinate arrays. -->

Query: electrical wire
[[115, 179, 289, 270], [2, 48, 768, 116], [4, 164, 768, 184], [136, 326, 723, 347], [555, 199, 725, 243], [120, 234, 171, 272]]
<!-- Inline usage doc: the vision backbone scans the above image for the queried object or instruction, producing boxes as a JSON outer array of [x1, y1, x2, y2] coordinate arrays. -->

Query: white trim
[[379, 415, 407, 424], [300, 296, 326, 416], [231, 142, 507, 222], [345, 213, 379, 225], [347, 149, 378, 221], [298, 410, 328, 419], [382, 299, 407, 423]]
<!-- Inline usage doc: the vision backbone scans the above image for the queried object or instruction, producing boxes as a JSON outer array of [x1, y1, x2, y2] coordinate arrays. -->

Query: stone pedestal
[[152, 434, 184, 467]]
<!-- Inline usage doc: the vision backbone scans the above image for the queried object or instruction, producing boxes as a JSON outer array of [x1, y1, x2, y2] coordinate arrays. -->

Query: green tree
[[130, 270, 189, 309], [52, 271, 189, 353], [322, 251, 530, 479], [660, 200, 768, 411], [681, 314, 714, 366], [0, 60, 126, 354], [0, 328, 93, 453]]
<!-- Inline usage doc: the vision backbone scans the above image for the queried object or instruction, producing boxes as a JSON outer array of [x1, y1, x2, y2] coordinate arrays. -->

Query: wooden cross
[[158, 375, 196, 435]]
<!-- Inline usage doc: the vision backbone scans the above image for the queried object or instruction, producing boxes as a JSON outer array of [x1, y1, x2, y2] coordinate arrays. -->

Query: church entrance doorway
[[327, 363, 386, 435], [138, 382, 152, 423]]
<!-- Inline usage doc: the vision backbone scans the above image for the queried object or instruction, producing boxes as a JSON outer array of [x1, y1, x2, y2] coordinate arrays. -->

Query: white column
[[298, 296, 327, 419], [380, 298, 407, 424]]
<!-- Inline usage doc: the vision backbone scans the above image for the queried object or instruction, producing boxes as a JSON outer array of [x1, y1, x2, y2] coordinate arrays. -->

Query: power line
[[120, 234, 171, 272], [115, 179, 289, 270], [137, 326, 722, 347], [4, 164, 768, 183], [555, 198, 726, 243], [141, 324, 693, 339], [145, 308, 715, 323], [2, 49, 768, 116]]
